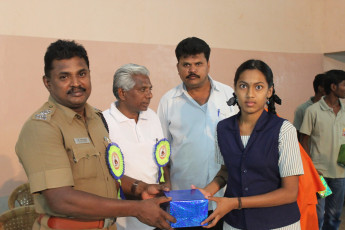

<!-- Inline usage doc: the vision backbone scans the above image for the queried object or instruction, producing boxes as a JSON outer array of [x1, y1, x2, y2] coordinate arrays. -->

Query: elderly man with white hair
[[103, 63, 170, 230]]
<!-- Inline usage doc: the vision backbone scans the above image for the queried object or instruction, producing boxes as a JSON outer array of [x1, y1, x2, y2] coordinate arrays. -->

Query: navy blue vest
[[217, 110, 300, 230]]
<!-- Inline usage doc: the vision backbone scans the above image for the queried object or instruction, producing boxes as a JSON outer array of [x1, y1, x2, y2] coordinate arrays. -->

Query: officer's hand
[[160, 181, 172, 191], [141, 184, 170, 200], [136, 196, 176, 230]]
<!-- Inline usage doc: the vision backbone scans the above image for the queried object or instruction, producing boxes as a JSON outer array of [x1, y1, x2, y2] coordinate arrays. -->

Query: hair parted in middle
[[228, 59, 281, 114]]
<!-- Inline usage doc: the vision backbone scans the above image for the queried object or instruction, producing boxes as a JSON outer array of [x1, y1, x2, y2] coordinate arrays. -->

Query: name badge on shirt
[[74, 137, 91, 144]]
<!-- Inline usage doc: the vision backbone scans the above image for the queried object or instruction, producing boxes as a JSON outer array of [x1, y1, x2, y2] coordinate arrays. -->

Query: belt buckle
[[103, 217, 116, 228]]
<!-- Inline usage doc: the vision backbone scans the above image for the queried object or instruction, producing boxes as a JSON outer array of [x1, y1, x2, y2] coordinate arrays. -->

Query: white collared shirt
[[103, 102, 164, 230], [157, 77, 238, 209]]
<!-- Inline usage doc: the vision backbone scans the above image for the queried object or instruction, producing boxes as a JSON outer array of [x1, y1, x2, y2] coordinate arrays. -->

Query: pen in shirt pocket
[[217, 109, 220, 117]]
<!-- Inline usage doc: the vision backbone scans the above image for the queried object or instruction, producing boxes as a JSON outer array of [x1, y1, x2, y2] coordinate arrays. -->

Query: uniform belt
[[38, 214, 116, 229]]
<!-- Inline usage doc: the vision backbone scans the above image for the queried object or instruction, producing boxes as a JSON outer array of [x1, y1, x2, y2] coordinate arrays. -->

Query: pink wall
[[0, 35, 324, 197], [0, 0, 326, 53]]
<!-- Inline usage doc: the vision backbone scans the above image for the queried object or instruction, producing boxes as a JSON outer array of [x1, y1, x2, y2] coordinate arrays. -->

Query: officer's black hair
[[44, 40, 89, 78]]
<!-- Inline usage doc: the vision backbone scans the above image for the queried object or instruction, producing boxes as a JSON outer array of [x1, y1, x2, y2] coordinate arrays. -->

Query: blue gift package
[[164, 189, 208, 228]]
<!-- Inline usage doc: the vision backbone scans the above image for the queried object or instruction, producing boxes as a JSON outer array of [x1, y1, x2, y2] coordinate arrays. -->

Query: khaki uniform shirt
[[16, 97, 117, 230], [300, 97, 345, 178]]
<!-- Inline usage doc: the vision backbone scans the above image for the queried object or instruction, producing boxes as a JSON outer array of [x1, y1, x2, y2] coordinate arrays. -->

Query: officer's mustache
[[186, 74, 200, 79], [67, 86, 86, 94]]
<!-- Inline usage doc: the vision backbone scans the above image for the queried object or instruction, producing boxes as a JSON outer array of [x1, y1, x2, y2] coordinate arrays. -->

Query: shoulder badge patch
[[93, 107, 102, 114], [34, 109, 52, 120]]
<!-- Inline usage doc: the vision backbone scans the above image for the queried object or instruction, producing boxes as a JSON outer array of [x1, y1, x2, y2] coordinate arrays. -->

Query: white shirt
[[103, 102, 164, 230], [157, 77, 238, 209]]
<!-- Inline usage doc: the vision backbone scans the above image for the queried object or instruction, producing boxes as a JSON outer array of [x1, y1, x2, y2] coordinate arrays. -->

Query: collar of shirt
[[308, 96, 315, 104], [319, 96, 345, 112], [48, 96, 97, 124], [109, 102, 149, 123]]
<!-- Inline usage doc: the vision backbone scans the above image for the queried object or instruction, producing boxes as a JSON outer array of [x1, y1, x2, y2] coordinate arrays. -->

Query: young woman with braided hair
[[194, 59, 303, 230]]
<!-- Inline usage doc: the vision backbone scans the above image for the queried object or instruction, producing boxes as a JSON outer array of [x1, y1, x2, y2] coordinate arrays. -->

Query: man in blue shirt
[[158, 37, 238, 230]]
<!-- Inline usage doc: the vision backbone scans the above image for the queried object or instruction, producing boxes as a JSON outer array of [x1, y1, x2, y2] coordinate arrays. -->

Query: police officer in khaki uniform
[[16, 40, 175, 230]]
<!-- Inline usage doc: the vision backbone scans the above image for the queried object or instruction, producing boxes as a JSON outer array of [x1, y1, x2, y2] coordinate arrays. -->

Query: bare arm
[[202, 175, 299, 228], [239, 175, 299, 208], [300, 134, 322, 176], [198, 165, 228, 196], [162, 164, 172, 190], [116, 175, 170, 200], [296, 130, 302, 142], [300, 134, 311, 157], [42, 186, 175, 229], [43, 186, 142, 219]]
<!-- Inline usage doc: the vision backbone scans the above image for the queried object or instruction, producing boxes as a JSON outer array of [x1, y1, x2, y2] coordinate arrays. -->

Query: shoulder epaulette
[[32, 102, 56, 121], [93, 107, 109, 133], [93, 107, 103, 114]]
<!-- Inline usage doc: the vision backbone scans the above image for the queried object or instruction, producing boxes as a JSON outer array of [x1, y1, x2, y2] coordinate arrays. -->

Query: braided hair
[[227, 59, 281, 114]]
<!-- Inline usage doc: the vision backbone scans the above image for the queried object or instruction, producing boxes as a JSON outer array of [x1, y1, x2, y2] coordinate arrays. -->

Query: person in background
[[293, 73, 326, 141], [103, 63, 170, 230], [300, 70, 345, 230], [157, 37, 238, 230], [16, 40, 175, 230], [293, 73, 326, 229], [297, 144, 325, 230]]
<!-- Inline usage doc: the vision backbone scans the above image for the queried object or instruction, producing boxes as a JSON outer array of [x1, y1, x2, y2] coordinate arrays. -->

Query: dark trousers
[[155, 211, 223, 230], [316, 177, 345, 230]]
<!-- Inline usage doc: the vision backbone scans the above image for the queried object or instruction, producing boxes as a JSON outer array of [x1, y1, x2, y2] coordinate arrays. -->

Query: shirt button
[[243, 169, 247, 173], [244, 187, 249, 191]]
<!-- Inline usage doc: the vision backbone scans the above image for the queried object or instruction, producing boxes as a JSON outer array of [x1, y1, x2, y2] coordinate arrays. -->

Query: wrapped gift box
[[164, 189, 208, 228]]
